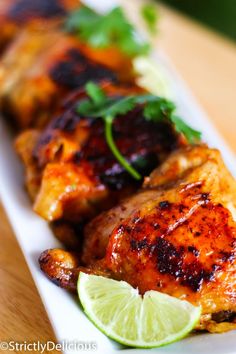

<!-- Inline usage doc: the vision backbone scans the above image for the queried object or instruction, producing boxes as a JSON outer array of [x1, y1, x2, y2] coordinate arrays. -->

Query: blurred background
[[161, 0, 236, 41]]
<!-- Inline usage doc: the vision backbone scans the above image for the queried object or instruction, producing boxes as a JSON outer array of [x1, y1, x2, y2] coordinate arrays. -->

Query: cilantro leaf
[[65, 6, 98, 32], [77, 85, 142, 180], [93, 97, 136, 119], [85, 82, 106, 105], [170, 115, 202, 144], [144, 99, 175, 121], [78, 82, 106, 116], [141, 4, 159, 34], [78, 96, 136, 119], [76, 82, 202, 180], [65, 6, 150, 57], [77, 83, 202, 144], [77, 99, 96, 117], [78, 82, 136, 119]]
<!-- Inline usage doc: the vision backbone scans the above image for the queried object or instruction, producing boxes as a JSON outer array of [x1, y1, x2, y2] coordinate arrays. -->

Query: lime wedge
[[78, 272, 201, 348], [133, 56, 174, 99]]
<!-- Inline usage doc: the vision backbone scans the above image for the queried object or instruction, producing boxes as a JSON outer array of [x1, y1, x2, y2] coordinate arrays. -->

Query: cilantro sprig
[[66, 5, 150, 57], [78, 83, 142, 180], [77, 82, 201, 180]]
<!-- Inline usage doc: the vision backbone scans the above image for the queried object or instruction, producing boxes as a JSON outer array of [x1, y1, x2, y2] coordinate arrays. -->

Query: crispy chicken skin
[[0, 0, 79, 51], [39, 146, 236, 332], [16, 85, 182, 222], [15, 129, 42, 200], [0, 33, 123, 129], [39, 249, 109, 291], [0, 0, 135, 129], [0, 26, 63, 128], [83, 145, 236, 262]]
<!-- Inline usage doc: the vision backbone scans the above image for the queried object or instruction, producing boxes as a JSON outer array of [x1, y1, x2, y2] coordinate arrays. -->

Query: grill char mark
[[8, 0, 66, 22], [105, 184, 236, 294], [155, 237, 211, 292], [49, 49, 117, 90], [212, 311, 236, 323], [35, 104, 179, 191]]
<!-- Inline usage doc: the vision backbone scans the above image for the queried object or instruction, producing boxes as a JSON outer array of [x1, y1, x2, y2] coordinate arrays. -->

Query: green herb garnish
[[79, 82, 141, 180], [141, 3, 159, 34], [77, 82, 201, 180], [66, 5, 150, 57], [70, 183, 77, 191]]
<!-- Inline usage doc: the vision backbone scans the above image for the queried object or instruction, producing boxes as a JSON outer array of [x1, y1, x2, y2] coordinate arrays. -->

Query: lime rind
[[78, 272, 201, 348]]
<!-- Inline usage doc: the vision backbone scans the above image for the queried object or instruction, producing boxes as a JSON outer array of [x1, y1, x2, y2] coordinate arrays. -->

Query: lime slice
[[78, 272, 201, 348], [133, 56, 174, 99]]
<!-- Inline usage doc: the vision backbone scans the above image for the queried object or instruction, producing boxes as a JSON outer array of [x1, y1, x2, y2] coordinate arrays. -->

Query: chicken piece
[[0, 1, 136, 130], [14, 84, 137, 203], [15, 129, 42, 200], [0, 26, 63, 128], [83, 145, 236, 262], [39, 248, 108, 291], [50, 221, 85, 250], [0, 0, 79, 52], [1, 32, 122, 129], [16, 85, 182, 222], [39, 146, 236, 332]]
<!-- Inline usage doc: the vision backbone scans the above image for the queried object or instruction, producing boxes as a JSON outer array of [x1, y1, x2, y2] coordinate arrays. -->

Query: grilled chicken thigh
[[0, 0, 79, 51], [0, 33, 128, 128], [0, 0, 135, 129], [16, 84, 182, 222], [0, 26, 63, 127], [39, 146, 236, 332]]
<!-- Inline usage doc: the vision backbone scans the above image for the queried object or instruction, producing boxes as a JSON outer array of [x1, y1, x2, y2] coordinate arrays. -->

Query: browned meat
[[39, 249, 109, 291], [14, 129, 42, 200], [0, 0, 79, 51], [0, 0, 138, 130], [0, 26, 62, 128], [0, 33, 122, 129], [16, 84, 183, 222], [39, 146, 236, 332]]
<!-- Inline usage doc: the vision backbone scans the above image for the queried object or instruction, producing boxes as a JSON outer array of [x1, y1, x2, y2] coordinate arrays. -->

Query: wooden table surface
[[0, 1, 236, 350]]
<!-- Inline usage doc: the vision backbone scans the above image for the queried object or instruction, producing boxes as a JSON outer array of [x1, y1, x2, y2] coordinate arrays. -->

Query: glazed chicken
[[0, 0, 79, 52], [0, 26, 62, 128], [16, 85, 183, 226], [0, 32, 131, 129], [39, 146, 236, 332], [0, 0, 135, 129]]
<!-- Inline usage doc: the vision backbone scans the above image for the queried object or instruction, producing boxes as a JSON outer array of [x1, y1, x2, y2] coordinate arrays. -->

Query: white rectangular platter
[[0, 1, 236, 353]]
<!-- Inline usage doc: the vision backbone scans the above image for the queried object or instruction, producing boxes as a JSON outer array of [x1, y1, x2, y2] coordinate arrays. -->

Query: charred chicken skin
[[0, 34, 127, 129], [16, 84, 183, 224], [39, 146, 236, 332], [0, 0, 80, 52], [0, 0, 135, 129]]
